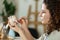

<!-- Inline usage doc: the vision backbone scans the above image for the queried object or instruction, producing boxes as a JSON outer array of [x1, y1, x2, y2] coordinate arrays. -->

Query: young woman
[[8, 0, 60, 40]]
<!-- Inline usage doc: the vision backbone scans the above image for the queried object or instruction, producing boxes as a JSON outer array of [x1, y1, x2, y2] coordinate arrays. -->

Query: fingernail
[[19, 19, 23, 24], [22, 18, 26, 22]]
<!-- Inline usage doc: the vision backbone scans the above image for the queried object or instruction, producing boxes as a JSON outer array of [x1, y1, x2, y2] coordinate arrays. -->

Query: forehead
[[42, 3, 47, 10]]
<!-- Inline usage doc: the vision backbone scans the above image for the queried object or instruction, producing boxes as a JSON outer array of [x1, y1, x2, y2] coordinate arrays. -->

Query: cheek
[[42, 14, 50, 24], [45, 14, 50, 22]]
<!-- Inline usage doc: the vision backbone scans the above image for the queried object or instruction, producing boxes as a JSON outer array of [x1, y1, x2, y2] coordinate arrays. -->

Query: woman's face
[[39, 3, 51, 24]]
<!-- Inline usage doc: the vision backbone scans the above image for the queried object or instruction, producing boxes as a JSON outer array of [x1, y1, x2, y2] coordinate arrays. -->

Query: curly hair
[[43, 0, 60, 34]]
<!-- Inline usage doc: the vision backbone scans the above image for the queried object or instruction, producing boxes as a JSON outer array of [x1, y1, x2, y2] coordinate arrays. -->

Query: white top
[[34, 30, 60, 40]]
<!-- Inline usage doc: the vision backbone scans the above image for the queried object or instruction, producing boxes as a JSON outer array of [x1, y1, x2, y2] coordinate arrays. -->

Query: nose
[[39, 11, 42, 17]]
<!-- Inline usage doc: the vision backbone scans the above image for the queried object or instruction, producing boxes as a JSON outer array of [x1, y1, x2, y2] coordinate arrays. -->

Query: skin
[[39, 3, 51, 24], [8, 3, 51, 40], [8, 17, 34, 40]]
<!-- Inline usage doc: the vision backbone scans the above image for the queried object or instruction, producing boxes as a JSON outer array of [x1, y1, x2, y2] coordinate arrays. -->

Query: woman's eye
[[42, 11, 46, 13]]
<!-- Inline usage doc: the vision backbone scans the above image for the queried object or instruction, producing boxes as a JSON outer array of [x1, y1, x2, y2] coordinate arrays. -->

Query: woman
[[8, 0, 60, 40]]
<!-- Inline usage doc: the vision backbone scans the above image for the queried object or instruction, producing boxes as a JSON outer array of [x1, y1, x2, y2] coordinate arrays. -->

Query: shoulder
[[47, 30, 60, 40]]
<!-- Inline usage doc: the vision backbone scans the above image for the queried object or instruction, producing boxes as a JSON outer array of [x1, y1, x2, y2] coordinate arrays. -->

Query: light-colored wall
[[15, 0, 43, 19]]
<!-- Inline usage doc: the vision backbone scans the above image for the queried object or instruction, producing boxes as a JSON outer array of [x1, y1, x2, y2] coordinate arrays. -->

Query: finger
[[8, 23, 13, 29], [18, 18, 26, 24], [21, 17, 28, 24], [8, 21, 15, 27], [13, 22, 18, 27], [21, 19, 26, 24], [18, 19, 23, 24], [25, 19, 28, 25]]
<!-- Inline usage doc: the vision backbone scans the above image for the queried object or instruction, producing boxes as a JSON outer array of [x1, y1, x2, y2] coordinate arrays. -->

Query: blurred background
[[0, 0, 46, 39]]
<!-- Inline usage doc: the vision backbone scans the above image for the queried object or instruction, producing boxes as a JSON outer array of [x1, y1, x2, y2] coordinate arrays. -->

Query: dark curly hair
[[43, 0, 60, 34]]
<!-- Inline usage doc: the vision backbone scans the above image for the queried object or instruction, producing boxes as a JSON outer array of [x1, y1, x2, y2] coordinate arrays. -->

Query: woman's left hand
[[8, 21, 20, 33], [18, 17, 28, 30]]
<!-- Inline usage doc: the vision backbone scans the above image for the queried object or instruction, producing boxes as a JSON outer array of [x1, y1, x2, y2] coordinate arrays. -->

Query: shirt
[[34, 30, 60, 40]]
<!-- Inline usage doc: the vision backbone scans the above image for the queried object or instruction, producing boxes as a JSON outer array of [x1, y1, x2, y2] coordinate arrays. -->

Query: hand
[[18, 17, 28, 30], [8, 21, 20, 33], [8, 21, 29, 40], [18, 17, 34, 40]]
